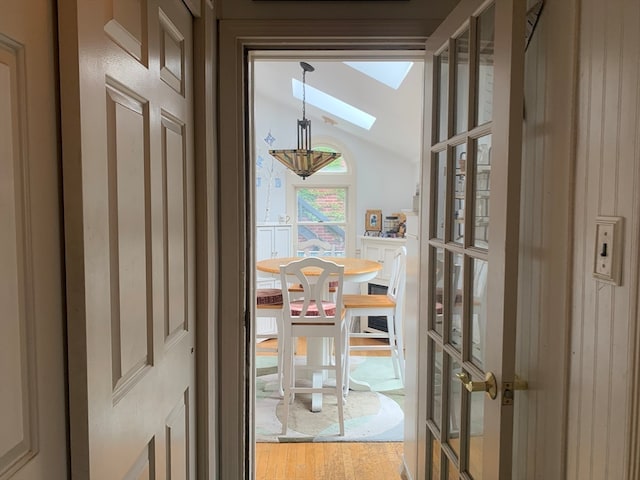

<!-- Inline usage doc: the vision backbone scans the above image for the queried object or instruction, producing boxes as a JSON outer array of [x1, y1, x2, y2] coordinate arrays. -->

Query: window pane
[[429, 432, 443, 479], [314, 147, 347, 173], [431, 339, 444, 429], [437, 49, 450, 142], [454, 29, 470, 135], [449, 252, 463, 351], [435, 150, 446, 240], [468, 382, 486, 479], [296, 224, 345, 257], [475, 4, 495, 126], [297, 187, 346, 222], [451, 144, 466, 244], [296, 187, 346, 257], [432, 247, 445, 336], [473, 135, 491, 249], [447, 358, 462, 459], [471, 259, 488, 369]]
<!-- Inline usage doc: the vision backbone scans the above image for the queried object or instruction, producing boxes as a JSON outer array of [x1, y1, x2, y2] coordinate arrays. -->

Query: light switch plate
[[593, 216, 623, 285]]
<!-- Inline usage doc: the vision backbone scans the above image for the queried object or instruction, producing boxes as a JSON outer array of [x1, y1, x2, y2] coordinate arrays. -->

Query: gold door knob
[[456, 371, 498, 399]]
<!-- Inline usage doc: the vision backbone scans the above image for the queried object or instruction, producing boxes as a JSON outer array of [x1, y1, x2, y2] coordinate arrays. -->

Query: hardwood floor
[[255, 442, 404, 480], [255, 337, 402, 479]]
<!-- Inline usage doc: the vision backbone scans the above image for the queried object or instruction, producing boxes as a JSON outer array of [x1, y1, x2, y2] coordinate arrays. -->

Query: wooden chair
[[255, 288, 284, 396], [279, 257, 347, 436], [343, 246, 407, 392]]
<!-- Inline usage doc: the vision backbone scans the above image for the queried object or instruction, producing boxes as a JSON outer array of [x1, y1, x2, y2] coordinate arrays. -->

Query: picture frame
[[365, 209, 382, 232]]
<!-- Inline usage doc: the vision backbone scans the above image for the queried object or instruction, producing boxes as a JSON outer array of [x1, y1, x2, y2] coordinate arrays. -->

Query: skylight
[[343, 61, 414, 90], [292, 79, 376, 131]]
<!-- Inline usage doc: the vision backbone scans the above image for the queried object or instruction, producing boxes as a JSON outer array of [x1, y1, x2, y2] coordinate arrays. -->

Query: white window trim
[[285, 149, 356, 257]]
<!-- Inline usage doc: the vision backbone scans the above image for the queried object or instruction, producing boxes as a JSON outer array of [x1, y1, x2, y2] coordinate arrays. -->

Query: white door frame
[[218, 20, 432, 479]]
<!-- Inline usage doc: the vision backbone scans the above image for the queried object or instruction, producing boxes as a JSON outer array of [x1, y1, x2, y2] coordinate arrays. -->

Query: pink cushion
[[290, 300, 336, 317], [256, 288, 283, 306]]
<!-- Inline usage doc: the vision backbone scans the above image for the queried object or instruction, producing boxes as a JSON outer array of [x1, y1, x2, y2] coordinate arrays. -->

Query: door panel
[[421, 0, 525, 478], [59, 0, 196, 477], [0, 1, 67, 478]]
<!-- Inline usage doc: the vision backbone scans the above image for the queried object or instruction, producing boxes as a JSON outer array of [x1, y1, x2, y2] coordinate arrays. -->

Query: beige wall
[[567, 0, 640, 478]]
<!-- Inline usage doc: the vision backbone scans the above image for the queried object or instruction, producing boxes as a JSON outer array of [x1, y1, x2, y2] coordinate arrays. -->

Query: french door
[[420, 0, 525, 478]]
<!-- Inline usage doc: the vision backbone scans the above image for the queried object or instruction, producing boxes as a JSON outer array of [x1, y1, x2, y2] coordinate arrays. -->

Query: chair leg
[[275, 312, 284, 397], [394, 314, 405, 385], [344, 310, 354, 395], [386, 314, 401, 380], [281, 334, 295, 435], [334, 331, 345, 436]]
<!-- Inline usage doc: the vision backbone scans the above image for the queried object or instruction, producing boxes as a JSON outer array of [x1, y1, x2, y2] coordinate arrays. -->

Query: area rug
[[255, 356, 405, 443]]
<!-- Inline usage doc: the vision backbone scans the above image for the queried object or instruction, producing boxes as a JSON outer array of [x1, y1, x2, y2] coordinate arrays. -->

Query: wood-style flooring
[[255, 442, 404, 480], [256, 337, 404, 480]]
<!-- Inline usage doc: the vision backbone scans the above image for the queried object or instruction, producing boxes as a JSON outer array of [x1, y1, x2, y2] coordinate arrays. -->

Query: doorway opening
[[249, 51, 425, 476]]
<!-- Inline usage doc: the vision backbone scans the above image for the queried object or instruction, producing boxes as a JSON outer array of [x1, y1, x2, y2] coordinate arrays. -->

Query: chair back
[[297, 238, 335, 257], [279, 257, 344, 325], [387, 246, 407, 314]]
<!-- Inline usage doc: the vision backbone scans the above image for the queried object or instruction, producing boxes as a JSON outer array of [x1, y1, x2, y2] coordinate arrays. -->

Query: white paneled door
[[58, 0, 196, 478], [420, 0, 525, 478], [0, 1, 67, 479]]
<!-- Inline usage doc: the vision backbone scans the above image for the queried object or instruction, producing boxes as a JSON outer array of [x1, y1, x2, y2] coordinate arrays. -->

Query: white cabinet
[[359, 236, 407, 286], [256, 224, 292, 261], [255, 224, 292, 339]]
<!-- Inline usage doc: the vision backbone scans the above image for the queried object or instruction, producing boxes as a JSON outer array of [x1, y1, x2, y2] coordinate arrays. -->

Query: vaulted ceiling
[[253, 56, 426, 164]]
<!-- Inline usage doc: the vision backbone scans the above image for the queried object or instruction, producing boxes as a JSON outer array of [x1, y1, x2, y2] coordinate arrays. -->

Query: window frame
[[286, 147, 356, 257]]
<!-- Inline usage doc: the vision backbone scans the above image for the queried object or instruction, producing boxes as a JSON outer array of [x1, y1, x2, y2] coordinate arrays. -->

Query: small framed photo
[[365, 209, 382, 232]]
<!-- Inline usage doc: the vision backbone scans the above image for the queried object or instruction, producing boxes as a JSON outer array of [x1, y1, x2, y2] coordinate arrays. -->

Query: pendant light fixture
[[269, 61, 340, 180]]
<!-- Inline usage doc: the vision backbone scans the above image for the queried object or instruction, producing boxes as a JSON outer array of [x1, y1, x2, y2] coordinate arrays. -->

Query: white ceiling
[[253, 56, 426, 164]]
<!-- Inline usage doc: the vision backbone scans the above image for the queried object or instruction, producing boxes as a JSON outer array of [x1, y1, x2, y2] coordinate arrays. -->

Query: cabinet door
[[256, 226, 275, 261], [273, 226, 291, 257]]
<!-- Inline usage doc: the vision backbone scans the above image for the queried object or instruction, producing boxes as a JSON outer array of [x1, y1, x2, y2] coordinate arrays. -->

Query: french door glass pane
[[471, 259, 488, 368], [433, 247, 445, 336], [448, 457, 459, 480], [431, 340, 444, 429], [447, 358, 462, 459], [451, 144, 467, 244], [437, 49, 450, 142], [454, 29, 470, 135], [473, 135, 491, 248], [468, 388, 486, 479], [476, 3, 495, 126], [430, 433, 442, 479], [450, 252, 464, 350], [435, 150, 447, 239]]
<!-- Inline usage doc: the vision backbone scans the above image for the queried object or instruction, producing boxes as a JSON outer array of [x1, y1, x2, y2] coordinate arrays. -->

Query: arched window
[[286, 145, 356, 257]]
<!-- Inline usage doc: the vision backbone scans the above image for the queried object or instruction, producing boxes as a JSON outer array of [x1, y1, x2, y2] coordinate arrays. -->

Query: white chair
[[296, 238, 335, 257], [290, 238, 338, 300], [279, 257, 347, 436], [255, 288, 284, 396], [343, 246, 407, 391]]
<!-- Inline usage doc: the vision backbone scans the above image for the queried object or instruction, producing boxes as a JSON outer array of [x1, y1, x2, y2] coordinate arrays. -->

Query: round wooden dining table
[[255, 256, 382, 412], [256, 256, 382, 284]]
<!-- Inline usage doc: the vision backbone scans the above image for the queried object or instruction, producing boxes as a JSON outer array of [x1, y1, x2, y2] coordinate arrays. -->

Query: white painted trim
[[218, 19, 431, 480]]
